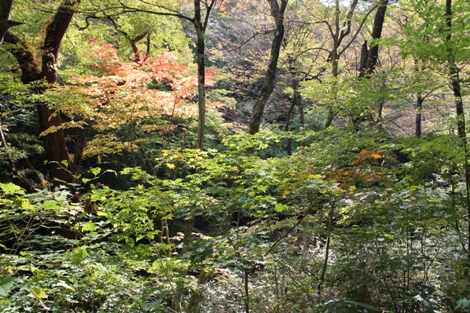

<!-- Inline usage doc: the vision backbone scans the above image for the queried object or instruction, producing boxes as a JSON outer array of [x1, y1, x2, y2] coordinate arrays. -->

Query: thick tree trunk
[[359, 0, 389, 77], [0, 0, 21, 44], [249, 0, 288, 135], [5, 1, 78, 189], [362, 0, 389, 76], [354, 0, 389, 129], [4, 32, 43, 83], [38, 2, 76, 188]]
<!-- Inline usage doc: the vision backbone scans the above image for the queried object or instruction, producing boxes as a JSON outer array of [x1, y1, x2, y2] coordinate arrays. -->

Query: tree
[[5, 1, 80, 190], [397, 0, 470, 263], [359, 0, 390, 77], [285, 0, 378, 128], [249, 0, 288, 135], [444, 0, 470, 261], [445, 0, 465, 140], [90, 0, 218, 150], [355, 0, 390, 128], [51, 43, 201, 173], [0, 0, 23, 44], [322, 0, 375, 128]]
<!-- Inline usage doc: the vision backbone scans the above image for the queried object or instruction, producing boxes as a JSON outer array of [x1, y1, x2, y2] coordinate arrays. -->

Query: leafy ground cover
[[1, 0, 470, 312]]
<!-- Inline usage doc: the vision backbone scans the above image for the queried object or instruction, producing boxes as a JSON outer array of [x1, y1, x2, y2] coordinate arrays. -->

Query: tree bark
[[194, 0, 206, 150], [354, 0, 389, 130], [445, 0, 465, 139], [445, 0, 470, 262], [249, 0, 288, 135], [358, 40, 369, 77], [5, 1, 79, 189], [359, 0, 389, 77], [416, 93, 423, 138], [38, 2, 77, 188], [182, 0, 216, 256], [0, 0, 22, 44]]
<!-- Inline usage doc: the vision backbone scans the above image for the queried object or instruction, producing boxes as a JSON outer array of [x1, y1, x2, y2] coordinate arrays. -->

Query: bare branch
[[338, 4, 377, 57], [235, 28, 276, 52], [337, 0, 358, 46], [320, 20, 335, 41], [202, 0, 216, 31]]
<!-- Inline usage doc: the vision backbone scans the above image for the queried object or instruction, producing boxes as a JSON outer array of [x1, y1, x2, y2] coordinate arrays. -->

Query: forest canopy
[[1, 0, 470, 312]]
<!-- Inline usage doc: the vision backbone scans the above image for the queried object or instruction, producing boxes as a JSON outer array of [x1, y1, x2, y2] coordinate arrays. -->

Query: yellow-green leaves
[[30, 287, 47, 299], [0, 182, 25, 196], [71, 247, 88, 265]]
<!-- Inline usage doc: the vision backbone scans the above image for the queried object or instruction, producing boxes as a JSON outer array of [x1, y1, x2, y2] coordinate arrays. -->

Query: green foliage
[[1, 125, 470, 312], [398, 0, 470, 64], [2, 0, 470, 312], [56, 1, 193, 78], [0, 276, 16, 298]]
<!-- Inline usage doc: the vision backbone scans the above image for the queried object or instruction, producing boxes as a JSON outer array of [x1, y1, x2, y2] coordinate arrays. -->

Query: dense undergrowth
[[2, 129, 470, 312], [1, 1, 470, 312]]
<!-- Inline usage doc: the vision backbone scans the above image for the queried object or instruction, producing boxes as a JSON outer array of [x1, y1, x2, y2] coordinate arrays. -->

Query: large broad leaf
[[30, 287, 47, 299], [413, 295, 436, 313], [455, 298, 470, 310], [82, 221, 96, 232], [71, 247, 88, 265], [0, 276, 15, 298], [56, 280, 75, 292], [0, 183, 25, 196]]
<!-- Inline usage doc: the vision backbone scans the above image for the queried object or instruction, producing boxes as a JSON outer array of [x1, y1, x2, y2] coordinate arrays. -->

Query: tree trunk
[[324, 0, 360, 128], [182, 0, 216, 256], [354, 0, 389, 130], [445, 0, 470, 262], [414, 58, 424, 138], [5, 1, 79, 189], [416, 93, 423, 138], [249, 0, 288, 135], [0, 0, 22, 44], [360, 0, 389, 77], [38, 1, 77, 189], [358, 40, 369, 77], [181, 216, 194, 255], [285, 78, 301, 155], [194, 0, 206, 150], [324, 55, 338, 129], [449, 65, 464, 138]]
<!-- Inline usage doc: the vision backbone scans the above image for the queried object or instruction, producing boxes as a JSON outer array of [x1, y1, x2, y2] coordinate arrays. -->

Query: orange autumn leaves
[[55, 38, 218, 157], [330, 149, 385, 188]]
